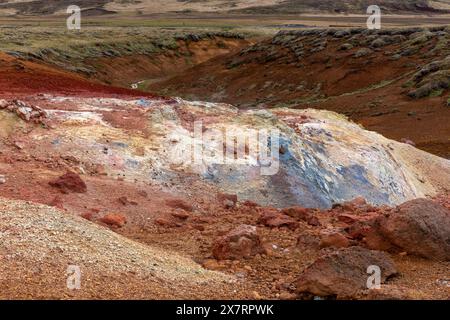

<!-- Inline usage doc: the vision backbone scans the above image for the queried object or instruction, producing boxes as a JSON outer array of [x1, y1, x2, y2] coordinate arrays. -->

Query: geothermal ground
[[0, 19, 449, 300]]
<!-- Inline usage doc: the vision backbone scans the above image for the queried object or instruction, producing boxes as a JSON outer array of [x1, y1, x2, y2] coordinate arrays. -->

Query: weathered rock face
[[296, 246, 398, 299], [2, 95, 449, 209], [377, 199, 450, 260], [212, 224, 266, 260]]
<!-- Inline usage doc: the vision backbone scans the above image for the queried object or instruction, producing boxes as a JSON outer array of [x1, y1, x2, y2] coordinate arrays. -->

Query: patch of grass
[[429, 89, 444, 97], [0, 24, 251, 76]]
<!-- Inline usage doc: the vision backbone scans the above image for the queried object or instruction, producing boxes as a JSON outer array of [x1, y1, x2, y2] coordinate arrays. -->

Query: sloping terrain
[[147, 26, 450, 158], [0, 198, 239, 299], [0, 27, 251, 88], [0, 25, 449, 300]]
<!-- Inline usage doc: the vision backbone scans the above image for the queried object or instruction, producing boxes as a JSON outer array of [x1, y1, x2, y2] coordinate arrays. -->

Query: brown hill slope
[[147, 27, 450, 158]]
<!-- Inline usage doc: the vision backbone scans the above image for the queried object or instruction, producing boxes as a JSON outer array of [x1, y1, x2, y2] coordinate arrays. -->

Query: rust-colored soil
[[0, 52, 156, 99]]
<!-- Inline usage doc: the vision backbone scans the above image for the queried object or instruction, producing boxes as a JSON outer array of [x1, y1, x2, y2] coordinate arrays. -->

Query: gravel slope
[[0, 198, 239, 299]]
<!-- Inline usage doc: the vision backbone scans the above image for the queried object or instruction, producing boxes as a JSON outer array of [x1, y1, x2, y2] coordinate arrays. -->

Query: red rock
[[363, 227, 394, 252], [337, 213, 360, 224], [138, 190, 148, 198], [338, 212, 380, 225], [278, 292, 297, 300], [155, 217, 176, 227], [347, 224, 372, 240], [243, 200, 259, 207], [202, 259, 224, 271], [49, 171, 87, 194], [296, 246, 398, 299], [334, 196, 368, 211], [165, 199, 193, 212], [100, 213, 127, 228], [377, 199, 450, 260], [217, 193, 238, 209], [212, 224, 266, 260], [258, 209, 299, 230], [80, 212, 94, 221], [319, 231, 350, 248], [282, 207, 321, 226], [171, 210, 190, 220], [48, 195, 64, 210], [305, 215, 321, 227], [364, 284, 423, 300], [354, 197, 367, 205], [192, 224, 205, 231]]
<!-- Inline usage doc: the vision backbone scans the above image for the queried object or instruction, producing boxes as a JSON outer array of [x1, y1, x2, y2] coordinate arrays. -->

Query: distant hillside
[[0, 0, 449, 16], [235, 0, 450, 14]]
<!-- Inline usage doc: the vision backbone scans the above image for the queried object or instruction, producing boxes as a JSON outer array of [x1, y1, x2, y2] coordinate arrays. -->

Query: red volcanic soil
[[0, 52, 158, 99]]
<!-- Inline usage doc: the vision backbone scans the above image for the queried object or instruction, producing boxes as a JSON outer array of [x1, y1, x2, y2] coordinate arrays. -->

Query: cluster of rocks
[[208, 196, 450, 299], [0, 99, 47, 124]]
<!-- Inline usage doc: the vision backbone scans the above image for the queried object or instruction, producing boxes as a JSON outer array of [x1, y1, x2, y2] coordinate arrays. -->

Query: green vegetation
[[429, 89, 444, 97], [0, 22, 250, 75]]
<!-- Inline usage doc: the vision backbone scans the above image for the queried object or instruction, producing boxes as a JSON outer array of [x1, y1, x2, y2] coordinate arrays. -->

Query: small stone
[[100, 213, 127, 228]]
